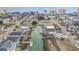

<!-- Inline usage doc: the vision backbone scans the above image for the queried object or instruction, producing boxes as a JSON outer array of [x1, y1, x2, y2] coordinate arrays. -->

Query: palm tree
[[44, 10, 47, 13], [44, 10, 47, 16]]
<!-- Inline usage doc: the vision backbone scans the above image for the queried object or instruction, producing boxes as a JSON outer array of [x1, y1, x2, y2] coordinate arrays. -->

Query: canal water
[[28, 26, 43, 51]]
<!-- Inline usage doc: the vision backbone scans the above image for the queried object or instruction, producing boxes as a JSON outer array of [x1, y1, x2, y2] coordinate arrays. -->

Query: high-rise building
[[77, 7, 79, 12], [56, 9, 66, 14], [73, 7, 79, 16], [49, 9, 66, 15], [49, 10, 57, 15]]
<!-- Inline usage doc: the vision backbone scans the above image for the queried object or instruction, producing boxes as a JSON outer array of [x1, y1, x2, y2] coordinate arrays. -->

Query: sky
[[0, 7, 78, 13]]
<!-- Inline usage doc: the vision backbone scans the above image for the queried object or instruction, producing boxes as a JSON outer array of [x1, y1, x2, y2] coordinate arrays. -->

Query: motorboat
[[30, 42, 33, 46]]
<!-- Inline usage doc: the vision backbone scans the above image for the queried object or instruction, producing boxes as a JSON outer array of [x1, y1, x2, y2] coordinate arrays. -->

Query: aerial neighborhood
[[0, 7, 79, 51]]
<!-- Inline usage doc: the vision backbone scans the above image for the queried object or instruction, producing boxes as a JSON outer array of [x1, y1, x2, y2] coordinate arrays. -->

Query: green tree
[[0, 21, 3, 25], [44, 10, 47, 13], [37, 16, 45, 20], [30, 12, 35, 15], [31, 21, 37, 25]]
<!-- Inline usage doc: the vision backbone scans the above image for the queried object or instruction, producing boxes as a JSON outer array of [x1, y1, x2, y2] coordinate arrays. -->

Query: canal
[[28, 26, 43, 51]]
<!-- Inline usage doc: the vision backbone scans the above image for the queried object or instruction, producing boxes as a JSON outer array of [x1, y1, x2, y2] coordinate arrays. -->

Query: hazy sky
[[0, 7, 77, 13]]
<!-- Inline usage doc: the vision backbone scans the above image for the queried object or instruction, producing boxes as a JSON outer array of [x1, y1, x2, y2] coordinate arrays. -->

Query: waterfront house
[[45, 23, 55, 34], [20, 22, 29, 30], [0, 36, 20, 51]]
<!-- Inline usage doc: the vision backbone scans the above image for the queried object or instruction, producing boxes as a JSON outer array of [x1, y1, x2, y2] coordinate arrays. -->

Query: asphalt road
[[0, 16, 28, 43]]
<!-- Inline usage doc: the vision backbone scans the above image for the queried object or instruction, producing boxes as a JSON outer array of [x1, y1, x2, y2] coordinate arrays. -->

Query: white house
[[46, 24, 55, 34], [20, 22, 29, 30]]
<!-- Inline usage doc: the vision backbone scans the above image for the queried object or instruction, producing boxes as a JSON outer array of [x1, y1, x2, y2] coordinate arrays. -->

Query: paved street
[[0, 16, 28, 43]]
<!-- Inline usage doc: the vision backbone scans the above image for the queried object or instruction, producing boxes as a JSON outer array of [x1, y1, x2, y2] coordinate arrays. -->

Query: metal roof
[[1, 40, 13, 50], [0, 36, 20, 51], [6, 36, 20, 42], [0, 48, 7, 51], [47, 28, 54, 32], [9, 31, 22, 36], [20, 22, 28, 26]]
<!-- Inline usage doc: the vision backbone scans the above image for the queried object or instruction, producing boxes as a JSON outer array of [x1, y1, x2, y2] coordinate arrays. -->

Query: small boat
[[34, 31, 37, 33], [30, 42, 33, 46], [40, 30, 42, 33]]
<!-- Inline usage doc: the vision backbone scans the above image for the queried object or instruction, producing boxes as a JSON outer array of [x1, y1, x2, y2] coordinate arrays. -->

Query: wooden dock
[[15, 28, 31, 51]]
